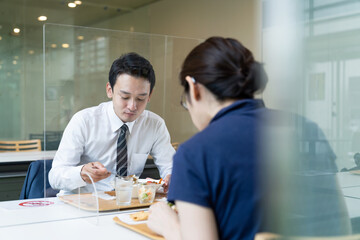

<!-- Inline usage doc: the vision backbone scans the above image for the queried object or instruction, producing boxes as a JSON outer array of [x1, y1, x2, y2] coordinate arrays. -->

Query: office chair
[[19, 159, 59, 199]]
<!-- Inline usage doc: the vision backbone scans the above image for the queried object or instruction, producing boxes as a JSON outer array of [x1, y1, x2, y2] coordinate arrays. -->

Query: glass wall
[[0, 24, 201, 227], [43, 24, 200, 146], [262, 0, 360, 236]]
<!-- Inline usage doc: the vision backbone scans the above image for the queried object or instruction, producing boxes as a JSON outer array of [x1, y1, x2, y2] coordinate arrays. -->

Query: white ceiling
[[0, 0, 160, 29]]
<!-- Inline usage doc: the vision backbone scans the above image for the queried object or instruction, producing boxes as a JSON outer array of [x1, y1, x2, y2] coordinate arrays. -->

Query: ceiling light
[[13, 28, 20, 34], [51, 44, 57, 48], [74, 0, 82, 5], [77, 35, 84, 40], [13, 60, 17, 65], [62, 43, 70, 48], [68, 2, 76, 8], [28, 50, 35, 55], [14, 56, 19, 60], [38, 16, 47, 21], [0, 36, 2, 40]]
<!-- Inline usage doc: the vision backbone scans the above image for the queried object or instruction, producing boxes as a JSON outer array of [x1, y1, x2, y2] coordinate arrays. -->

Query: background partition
[[0, 25, 201, 228], [43, 23, 200, 147], [42, 23, 201, 199]]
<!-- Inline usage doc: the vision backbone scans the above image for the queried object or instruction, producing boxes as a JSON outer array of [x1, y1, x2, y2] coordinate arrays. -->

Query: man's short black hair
[[108, 52, 155, 94]]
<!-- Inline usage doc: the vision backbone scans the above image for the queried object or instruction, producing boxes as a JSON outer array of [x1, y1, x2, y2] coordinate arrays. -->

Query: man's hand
[[80, 162, 111, 184], [163, 174, 171, 193]]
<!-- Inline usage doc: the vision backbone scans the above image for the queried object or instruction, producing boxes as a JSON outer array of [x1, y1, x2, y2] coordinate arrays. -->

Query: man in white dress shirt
[[49, 53, 175, 195]]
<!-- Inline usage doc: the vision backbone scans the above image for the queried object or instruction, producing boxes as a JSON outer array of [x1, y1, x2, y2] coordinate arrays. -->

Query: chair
[[19, 159, 59, 199], [171, 142, 180, 151], [140, 142, 180, 179], [0, 139, 41, 152], [255, 233, 360, 240]]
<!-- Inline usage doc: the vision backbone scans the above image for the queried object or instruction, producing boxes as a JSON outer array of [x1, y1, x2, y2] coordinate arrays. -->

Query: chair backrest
[[19, 159, 59, 199], [0, 139, 41, 152], [172, 142, 180, 151], [255, 233, 360, 240]]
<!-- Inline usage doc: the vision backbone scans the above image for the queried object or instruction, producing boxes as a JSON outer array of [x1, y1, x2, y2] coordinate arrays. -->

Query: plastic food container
[[137, 184, 157, 204]]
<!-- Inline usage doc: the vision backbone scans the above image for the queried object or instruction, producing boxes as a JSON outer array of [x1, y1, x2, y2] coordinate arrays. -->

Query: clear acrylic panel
[[39, 23, 202, 225], [0, 23, 202, 229]]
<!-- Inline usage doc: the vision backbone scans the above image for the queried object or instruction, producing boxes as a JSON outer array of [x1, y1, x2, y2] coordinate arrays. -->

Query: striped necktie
[[116, 124, 129, 177]]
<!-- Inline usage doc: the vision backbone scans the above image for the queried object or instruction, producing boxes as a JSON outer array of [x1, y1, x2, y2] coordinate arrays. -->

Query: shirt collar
[[107, 101, 136, 134], [211, 98, 265, 123]]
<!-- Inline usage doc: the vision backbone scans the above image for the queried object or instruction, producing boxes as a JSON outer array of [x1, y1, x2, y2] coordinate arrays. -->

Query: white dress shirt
[[49, 101, 175, 195]]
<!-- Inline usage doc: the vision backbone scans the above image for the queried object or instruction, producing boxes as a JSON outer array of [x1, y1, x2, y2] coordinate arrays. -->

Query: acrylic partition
[[32, 23, 200, 225], [0, 24, 201, 228], [43, 23, 200, 146], [260, 0, 360, 236]]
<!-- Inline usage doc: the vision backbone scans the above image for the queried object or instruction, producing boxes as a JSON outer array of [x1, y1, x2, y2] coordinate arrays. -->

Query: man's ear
[[106, 82, 113, 98], [185, 76, 201, 101], [147, 90, 153, 103]]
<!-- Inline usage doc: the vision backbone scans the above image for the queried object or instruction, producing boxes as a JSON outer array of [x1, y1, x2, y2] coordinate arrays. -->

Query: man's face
[[106, 73, 151, 123]]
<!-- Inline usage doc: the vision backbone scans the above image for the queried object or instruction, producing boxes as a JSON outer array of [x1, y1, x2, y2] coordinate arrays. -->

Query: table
[[337, 171, 360, 188], [0, 197, 151, 240], [337, 172, 360, 233], [0, 151, 56, 163]]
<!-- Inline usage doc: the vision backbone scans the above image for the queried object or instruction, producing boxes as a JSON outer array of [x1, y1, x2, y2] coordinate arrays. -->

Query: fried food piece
[[130, 211, 149, 221]]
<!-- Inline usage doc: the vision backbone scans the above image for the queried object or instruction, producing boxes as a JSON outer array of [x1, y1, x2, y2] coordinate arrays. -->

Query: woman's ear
[[185, 76, 201, 101]]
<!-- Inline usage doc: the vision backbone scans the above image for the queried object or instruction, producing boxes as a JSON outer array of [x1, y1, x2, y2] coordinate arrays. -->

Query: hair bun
[[246, 61, 268, 95], [180, 37, 268, 100]]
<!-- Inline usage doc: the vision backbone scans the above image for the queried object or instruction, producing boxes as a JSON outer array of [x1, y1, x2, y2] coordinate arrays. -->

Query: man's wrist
[[80, 164, 87, 182]]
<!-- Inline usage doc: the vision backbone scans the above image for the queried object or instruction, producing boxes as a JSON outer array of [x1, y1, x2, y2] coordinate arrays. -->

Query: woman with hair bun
[[147, 37, 269, 240]]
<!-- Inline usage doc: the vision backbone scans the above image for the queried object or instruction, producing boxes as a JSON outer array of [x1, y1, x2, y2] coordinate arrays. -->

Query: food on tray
[[130, 211, 149, 221], [138, 184, 156, 204], [124, 174, 139, 184], [145, 177, 162, 185], [131, 175, 139, 184], [167, 202, 178, 213]]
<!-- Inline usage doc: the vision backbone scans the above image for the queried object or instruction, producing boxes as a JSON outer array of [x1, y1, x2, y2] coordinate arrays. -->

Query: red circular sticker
[[19, 200, 54, 207]]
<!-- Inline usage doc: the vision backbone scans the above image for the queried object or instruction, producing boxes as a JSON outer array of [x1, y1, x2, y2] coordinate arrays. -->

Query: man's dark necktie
[[116, 124, 128, 176]]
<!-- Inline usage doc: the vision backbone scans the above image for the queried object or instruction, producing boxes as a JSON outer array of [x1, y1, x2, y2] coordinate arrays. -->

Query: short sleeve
[[167, 144, 211, 208]]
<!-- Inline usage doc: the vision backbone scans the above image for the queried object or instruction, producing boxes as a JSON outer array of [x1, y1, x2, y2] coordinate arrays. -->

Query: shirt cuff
[[72, 164, 87, 188]]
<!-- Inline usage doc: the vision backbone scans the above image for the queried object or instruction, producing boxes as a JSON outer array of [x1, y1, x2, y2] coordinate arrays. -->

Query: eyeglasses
[[180, 77, 196, 111], [180, 92, 189, 110]]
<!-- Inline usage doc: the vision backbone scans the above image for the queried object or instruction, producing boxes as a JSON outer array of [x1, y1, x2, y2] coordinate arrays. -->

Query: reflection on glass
[[261, 0, 360, 236]]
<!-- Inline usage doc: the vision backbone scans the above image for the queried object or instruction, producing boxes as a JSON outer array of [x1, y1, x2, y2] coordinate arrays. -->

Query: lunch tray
[[59, 191, 166, 212], [113, 216, 165, 240]]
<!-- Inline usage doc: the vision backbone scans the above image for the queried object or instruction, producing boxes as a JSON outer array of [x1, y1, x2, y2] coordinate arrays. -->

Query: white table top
[[1, 171, 359, 240], [337, 171, 360, 188], [337, 172, 360, 222], [0, 151, 56, 163], [0, 197, 150, 240]]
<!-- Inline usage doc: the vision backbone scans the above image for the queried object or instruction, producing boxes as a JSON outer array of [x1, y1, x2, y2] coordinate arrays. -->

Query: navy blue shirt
[[168, 99, 266, 240]]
